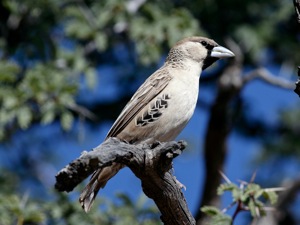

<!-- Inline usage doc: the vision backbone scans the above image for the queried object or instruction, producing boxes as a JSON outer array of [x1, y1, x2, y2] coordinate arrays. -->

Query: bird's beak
[[211, 46, 235, 58], [202, 45, 235, 70]]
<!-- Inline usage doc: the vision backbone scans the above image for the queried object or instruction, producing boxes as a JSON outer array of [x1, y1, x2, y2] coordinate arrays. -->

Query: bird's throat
[[202, 57, 218, 70]]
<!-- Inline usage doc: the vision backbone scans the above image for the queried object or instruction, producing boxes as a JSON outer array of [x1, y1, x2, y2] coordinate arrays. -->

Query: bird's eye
[[201, 41, 207, 46]]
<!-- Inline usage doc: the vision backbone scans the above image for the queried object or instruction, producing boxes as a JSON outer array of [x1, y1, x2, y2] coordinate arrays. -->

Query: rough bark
[[55, 138, 196, 225], [293, 0, 300, 97], [293, 0, 300, 24], [295, 67, 300, 97]]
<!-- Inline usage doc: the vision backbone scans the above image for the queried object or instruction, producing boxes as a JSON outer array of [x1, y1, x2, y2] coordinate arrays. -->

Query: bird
[[79, 36, 235, 212]]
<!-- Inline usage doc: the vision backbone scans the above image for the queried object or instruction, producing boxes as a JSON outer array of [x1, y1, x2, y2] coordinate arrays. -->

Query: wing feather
[[105, 69, 172, 139]]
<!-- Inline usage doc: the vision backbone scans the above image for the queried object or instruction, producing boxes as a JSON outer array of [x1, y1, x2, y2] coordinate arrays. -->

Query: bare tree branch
[[293, 0, 300, 24], [55, 138, 196, 225], [294, 67, 300, 97], [243, 68, 295, 90], [67, 103, 98, 121], [293, 0, 300, 97]]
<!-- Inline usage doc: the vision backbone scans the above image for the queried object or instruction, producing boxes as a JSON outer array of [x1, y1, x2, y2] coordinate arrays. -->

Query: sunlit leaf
[[85, 67, 97, 89], [262, 190, 278, 205], [248, 199, 257, 217], [217, 183, 239, 195], [201, 206, 232, 225], [17, 106, 32, 129], [201, 206, 222, 216], [41, 110, 55, 125], [61, 111, 73, 130]]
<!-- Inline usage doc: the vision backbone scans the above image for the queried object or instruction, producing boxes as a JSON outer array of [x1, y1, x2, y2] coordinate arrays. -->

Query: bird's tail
[[79, 163, 123, 212]]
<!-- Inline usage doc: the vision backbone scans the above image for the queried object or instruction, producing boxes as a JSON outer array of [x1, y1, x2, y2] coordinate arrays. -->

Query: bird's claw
[[174, 176, 186, 190]]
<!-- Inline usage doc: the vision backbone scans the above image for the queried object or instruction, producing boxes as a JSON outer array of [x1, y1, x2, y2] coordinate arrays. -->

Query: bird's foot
[[174, 176, 186, 190]]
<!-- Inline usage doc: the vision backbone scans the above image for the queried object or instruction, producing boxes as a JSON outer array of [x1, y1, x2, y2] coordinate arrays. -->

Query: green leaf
[[2, 96, 18, 109], [262, 190, 278, 205], [0, 61, 20, 83], [41, 111, 55, 125], [95, 32, 108, 51], [217, 183, 239, 195], [210, 215, 232, 225], [241, 183, 262, 202], [254, 189, 264, 199], [248, 199, 258, 217], [201, 206, 222, 216], [65, 21, 93, 39], [247, 183, 261, 192], [201, 206, 232, 225], [17, 106, 32, 129], [232, 188, 243, 202], [85, 67, 97, 89], [0, 109, 14, 124], [61, 111, 73, 130]]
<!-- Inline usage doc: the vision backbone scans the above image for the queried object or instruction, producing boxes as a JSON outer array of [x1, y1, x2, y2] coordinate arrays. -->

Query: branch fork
[[55, 138, 195, 225]]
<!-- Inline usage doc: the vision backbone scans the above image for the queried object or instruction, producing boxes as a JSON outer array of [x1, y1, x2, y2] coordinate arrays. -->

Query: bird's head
[[166, 36, 235, 70]]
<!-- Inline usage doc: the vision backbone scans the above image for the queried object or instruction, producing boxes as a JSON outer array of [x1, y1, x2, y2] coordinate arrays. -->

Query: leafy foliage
[[0, 177, 160, 225], [201, 206, 232, 225], [0, 61, 80, 139], [0, 192, 161, 225], [0, 193, 45, 225], [201, 178, 280, 224]]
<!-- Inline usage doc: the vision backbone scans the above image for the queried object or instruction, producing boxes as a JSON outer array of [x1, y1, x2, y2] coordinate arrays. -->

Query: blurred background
[[0, 0, 299, 224]]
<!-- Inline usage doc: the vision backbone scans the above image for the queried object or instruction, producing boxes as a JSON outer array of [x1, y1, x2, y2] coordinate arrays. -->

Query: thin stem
[[222, 201, 236, 213], [231, 200, 244, 225]]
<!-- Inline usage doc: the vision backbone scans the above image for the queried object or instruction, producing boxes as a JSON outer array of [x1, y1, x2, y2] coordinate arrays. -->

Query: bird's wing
[[106, 69, 172, 139]]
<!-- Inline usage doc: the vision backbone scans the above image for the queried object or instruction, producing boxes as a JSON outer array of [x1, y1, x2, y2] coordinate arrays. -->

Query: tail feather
[[79, 163, 123, 212], [79, 169, 103, 212]]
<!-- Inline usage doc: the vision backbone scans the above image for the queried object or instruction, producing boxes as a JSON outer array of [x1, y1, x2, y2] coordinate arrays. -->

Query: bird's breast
[[137, 73, 199, 143], [117, 69, 200, 144], [160, 74, 199, 135]]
